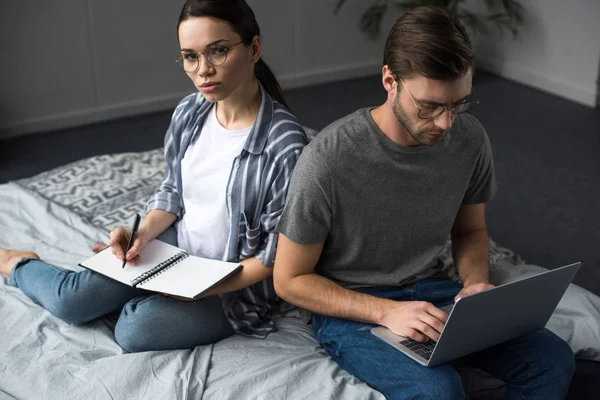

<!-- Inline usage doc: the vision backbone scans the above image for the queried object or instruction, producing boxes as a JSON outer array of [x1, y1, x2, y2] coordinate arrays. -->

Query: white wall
[[1, 0, 598, 139], [467, 0, 600, 107]]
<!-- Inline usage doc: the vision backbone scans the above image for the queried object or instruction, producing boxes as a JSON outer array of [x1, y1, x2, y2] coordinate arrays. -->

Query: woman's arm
[[199, 256, 272, 298]]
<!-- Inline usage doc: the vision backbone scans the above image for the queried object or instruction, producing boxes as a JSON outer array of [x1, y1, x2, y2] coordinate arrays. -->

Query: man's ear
[[382, 65, 397, 94]]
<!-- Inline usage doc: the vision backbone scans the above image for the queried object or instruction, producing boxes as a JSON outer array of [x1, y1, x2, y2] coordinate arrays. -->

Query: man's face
[[391, 70, 473, 146]]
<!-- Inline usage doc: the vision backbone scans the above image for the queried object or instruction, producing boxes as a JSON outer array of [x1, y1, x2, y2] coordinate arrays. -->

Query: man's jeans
[[312, 278, 575, 399], [8, 227, 234, 352]]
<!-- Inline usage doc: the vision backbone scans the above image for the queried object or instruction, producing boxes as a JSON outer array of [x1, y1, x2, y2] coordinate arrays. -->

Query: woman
[[0, 0, 307, 352]]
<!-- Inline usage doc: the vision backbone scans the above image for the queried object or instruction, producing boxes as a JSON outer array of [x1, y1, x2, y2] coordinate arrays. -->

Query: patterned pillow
[[16, 149, 165, 234]]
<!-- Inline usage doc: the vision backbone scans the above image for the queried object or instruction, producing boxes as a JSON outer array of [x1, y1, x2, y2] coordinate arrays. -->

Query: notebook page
[[79, 240, 181, 286], [138, 255, 242, 298]]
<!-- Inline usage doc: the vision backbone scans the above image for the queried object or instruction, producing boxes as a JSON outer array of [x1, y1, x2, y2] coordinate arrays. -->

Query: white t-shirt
[[176, 106, 251, 260]]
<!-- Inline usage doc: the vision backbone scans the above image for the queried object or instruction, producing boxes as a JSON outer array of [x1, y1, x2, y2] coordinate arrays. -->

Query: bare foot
[[0, 249, 40, 276], [91, 243, 108, 253]]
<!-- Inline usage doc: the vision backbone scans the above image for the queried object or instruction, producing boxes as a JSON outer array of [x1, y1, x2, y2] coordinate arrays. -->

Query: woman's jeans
[[312, 278, 576, 400], [8, 227, 234, 352]]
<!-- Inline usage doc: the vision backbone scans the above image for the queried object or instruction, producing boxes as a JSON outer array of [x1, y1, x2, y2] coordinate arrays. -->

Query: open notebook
[[79, 239, 243, 299]]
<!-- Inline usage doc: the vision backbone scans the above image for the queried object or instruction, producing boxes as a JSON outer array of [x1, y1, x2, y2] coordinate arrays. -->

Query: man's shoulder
[[451, 113, 490, 150], [308, 108, 371, 154]]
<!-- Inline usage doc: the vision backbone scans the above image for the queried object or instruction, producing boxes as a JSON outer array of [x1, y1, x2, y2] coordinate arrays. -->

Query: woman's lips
[[200, 83, 221, 92]]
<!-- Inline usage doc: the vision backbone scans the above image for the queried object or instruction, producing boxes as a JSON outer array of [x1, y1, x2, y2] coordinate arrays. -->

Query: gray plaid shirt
[[146, 84, 307, 337]]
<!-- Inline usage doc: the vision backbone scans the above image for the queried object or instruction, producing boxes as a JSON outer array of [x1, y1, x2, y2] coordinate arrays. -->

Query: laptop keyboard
[[399, 339, 436, 360]]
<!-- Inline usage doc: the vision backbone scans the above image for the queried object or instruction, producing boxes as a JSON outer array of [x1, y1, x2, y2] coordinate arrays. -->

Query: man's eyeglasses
[[399, 79, 479, 119], [176, 40, 244, 72]]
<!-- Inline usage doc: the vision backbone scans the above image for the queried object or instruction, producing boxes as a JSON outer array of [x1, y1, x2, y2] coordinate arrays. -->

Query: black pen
[[122, 213, 141, 269]]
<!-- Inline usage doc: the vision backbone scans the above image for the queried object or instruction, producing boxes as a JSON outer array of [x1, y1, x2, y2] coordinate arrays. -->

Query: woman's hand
[[107, 226, 151, 265], [92, 211, 178, 262]]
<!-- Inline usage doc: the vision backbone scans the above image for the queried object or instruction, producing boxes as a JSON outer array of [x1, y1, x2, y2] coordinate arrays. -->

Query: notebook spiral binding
[[130, 251, 189, 287]]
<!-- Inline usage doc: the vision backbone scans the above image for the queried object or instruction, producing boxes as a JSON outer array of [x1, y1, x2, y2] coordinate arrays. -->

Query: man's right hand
[[381, 301, 449, 343], [108, 227, 150, 265]]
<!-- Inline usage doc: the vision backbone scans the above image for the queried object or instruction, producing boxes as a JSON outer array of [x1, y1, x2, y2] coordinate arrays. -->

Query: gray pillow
[[491, 259, 600, 361]]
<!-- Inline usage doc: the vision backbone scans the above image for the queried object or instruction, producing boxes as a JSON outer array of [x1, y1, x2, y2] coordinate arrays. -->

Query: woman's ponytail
[[255, 58, 289, 109]]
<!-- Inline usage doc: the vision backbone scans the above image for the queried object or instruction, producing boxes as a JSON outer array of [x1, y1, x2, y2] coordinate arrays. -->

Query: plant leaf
[[340, 0, 524, 38], [334, 0, 350, 15], [359, 4, 389, 39], [456, 9, 490, 36]]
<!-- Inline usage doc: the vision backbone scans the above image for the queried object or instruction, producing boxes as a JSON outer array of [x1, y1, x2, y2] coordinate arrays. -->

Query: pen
[[122, 213, 141, 269]]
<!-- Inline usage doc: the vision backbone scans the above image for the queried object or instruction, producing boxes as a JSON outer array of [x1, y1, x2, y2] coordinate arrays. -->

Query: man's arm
[[451, 203, 495, 300], [274, 234, 449, 342]]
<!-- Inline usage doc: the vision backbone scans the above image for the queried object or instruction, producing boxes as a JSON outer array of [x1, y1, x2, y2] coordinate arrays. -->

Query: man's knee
[[540, 329, 576, 381]]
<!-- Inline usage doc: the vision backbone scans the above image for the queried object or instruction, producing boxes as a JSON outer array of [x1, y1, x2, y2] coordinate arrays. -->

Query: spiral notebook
[[79, 239, 243, 299]]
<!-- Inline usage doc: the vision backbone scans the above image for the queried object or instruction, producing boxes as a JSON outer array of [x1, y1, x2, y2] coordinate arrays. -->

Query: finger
[[113, 227, 132, 249], [126, 238, 143, 260], [110, 241, 125, 260], [109, 230, 127, 259], [130, 255, 141, 265], [423, 303, 449, 324], [109, 227, 126, 242], [414, 321, 441, 342], [456, 286, 479, 300], [405, 329, 428, 343], [455, 290, 466, 302], [420, 313, 445, 335]]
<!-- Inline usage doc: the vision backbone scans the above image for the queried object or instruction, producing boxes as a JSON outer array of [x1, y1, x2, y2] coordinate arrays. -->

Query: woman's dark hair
[[383, 6, 475, 81], [178, 0, 289, 109]]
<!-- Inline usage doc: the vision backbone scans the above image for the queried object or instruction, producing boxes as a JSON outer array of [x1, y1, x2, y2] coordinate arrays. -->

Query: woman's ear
[[250, 35, 261, 63]]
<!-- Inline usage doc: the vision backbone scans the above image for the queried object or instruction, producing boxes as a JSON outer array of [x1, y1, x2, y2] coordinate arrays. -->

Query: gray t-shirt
[[277, 108, 497, 289]]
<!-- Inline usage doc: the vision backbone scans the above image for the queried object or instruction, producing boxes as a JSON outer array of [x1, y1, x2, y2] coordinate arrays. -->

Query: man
[[273, 6, 575, 399]]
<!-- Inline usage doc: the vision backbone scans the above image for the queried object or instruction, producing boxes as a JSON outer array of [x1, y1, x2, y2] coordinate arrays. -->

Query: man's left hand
[[455, 282, 495, 302]]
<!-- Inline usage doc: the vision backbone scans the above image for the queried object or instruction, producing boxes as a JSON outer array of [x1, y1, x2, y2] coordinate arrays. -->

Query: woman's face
[[178, 17, 257, 102]]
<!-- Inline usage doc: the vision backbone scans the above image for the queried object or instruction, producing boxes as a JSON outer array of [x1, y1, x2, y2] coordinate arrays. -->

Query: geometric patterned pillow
[[15, 148, 166, 234]]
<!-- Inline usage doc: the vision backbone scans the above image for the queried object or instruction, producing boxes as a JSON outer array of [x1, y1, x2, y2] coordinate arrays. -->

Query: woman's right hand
[[108, 227, 150, 265]]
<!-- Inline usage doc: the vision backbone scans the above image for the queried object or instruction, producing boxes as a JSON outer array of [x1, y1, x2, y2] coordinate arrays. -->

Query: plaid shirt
[[146, 84, 307, 337]]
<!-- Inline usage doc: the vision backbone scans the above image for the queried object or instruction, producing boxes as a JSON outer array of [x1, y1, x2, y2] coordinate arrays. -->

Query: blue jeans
[[312, 278, 575, 400], [8, 227, 234, 352]]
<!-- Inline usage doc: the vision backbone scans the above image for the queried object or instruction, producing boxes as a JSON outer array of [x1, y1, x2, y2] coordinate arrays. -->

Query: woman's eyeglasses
[[176, 40, 244, 72]]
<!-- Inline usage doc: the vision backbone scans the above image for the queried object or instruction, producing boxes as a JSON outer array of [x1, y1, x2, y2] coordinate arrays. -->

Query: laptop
[[371, 262, 580, 367]]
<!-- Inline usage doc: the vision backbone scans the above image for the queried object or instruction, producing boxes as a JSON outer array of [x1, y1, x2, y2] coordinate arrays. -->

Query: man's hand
[[454, 282, 495, 302], [381, 301, 449, 343]]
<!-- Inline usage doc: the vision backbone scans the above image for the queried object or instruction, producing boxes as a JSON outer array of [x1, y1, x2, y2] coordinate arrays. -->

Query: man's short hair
[[383, 6, 475, 81]]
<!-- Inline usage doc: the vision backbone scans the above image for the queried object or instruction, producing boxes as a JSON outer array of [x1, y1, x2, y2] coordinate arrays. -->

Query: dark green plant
[[334, 0, 524, 39]]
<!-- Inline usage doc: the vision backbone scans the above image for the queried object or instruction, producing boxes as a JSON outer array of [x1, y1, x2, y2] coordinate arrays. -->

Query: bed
[[1, 148, 599, 399]]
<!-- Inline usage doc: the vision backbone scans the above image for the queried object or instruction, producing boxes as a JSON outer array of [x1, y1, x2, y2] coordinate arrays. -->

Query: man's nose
[[434, 109, 453, 131]]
